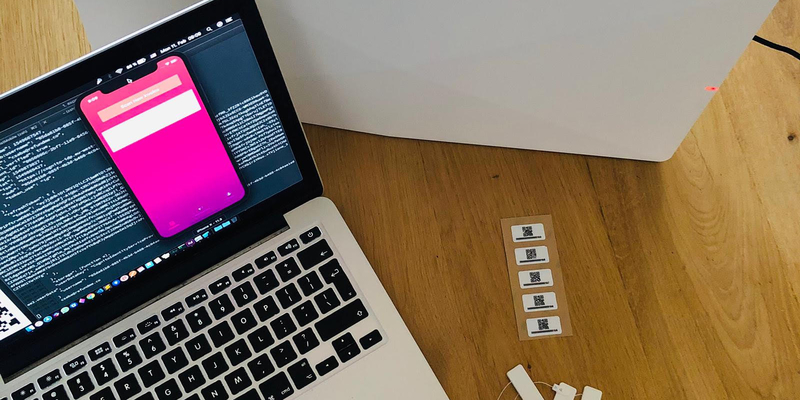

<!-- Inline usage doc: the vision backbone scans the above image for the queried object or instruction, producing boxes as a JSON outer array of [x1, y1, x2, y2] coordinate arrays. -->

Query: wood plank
[[1, 1, 799, 398]]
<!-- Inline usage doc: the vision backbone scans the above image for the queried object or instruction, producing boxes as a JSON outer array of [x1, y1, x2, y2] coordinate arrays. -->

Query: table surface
[[2, 1, 800, 398]]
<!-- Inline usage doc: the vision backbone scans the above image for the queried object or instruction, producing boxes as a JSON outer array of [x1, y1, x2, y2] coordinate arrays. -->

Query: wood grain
[[2, 1, 800, 398]]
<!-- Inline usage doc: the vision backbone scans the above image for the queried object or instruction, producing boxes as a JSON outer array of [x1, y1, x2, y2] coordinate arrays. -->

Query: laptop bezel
[[0, 0, 323, 377]]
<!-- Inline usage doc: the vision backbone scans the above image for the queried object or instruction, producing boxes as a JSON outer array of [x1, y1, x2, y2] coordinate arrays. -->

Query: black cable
[[753, 35, 800, 62]]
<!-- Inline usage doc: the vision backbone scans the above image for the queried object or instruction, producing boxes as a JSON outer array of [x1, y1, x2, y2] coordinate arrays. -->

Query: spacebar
[[315, 299, 368, 341]]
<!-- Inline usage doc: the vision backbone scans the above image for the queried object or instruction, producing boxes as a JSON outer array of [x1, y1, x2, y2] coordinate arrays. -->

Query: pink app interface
[[80, 56, 245, 238]]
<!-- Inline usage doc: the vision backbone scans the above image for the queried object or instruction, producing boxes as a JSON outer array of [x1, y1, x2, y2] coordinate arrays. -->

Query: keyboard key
[[187, 334, 212, 361], [231, 282, 257, 307], [297, 240, 333, 270], [313, 288, 340, 314], [332, 333, 361, 363], [38, 369, 63, 389], [224, 339, 252, 366], [135, 394, 154, 400], [163, 320, 190, 346], [269, 314, 297, 340], [269, 341, 297, 368], [331, 274, 356, 301], [247, 326, 274, 353], [187, 307, 213, 332], [154, 379, 182, 400], [178, 365, 206, 393], [209, 276, 232, 295], [275, 258, 301, 282], [291, 301, 319, 327], [88, 342, 113, 361], [138, 360, 166, 388], [114, 329, 137, 348], [299, 226, 322, 244], [319, 260, 356, 300], [137, 315, 161, 335], [64, 355, 87, 375], [161, 302, 185, 322], [224, 368, 252, 395], [12, 384, 36, 400], [66, 372, 94, 399], [247, 354, 275, 381], [186, 289, 209, 308], [235, 389, 260, 400], [89, 387, 115, 400], [315, 356, 339, 377], [275, 284, 300, 309], [201, 381, 228, 400], [232, 264, 255, 282], [202, 353, 230, 380], [231, 309, 257, 334], [116, 346, 144, 372], [315, 299, 369, 341], [254, 251, 277, 269], [258, 372, 293, 400], [253, 296, 279, 322], [43, 386, 69, 400], [297, 272, 323, 296], [277, 239, 299, 256], [140, 332, 167, 358], [114, 374, 142, 400], [209, 295, 235, 320], [360, 329, 383, 350], [287, 359, 316, 390], [162, 347, 189, 374], [292, 328, 320, 355], [91, 358, 118, 385], [253, 270, 279, 295], [208, 321, 235, 347]]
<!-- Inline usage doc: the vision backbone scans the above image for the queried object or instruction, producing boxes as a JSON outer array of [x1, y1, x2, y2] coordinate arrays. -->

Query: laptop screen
[[0, 10, 308, 355]]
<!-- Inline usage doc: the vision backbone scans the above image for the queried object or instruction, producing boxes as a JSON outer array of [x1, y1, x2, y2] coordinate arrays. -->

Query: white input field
[[101, 89, 200, 152]]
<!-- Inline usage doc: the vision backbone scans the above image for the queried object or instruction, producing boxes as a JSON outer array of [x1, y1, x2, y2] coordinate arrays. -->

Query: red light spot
[[705, 86, 719, 92]]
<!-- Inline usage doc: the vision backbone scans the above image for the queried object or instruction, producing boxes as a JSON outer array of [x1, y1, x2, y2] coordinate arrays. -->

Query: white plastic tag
[[582, 386, 603, 400], [553, 382, 578, 400], [506, 365, 545, 400]]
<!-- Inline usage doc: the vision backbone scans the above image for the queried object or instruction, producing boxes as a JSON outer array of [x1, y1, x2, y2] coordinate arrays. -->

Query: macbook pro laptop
[[0, 1, 448, 399]]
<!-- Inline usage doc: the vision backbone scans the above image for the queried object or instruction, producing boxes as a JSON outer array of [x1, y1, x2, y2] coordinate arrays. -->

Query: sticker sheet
[[501, 215, 573, 340]]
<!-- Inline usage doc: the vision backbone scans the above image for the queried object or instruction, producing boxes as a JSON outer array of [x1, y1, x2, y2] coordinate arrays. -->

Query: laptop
[[0, 1, 449, 400]]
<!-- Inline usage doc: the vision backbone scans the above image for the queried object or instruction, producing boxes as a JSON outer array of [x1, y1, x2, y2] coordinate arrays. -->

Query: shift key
[[314, 299, 368, 341]]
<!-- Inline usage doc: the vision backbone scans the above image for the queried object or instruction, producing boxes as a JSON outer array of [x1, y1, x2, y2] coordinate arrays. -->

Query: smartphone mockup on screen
[[79, 54, 245, 238]]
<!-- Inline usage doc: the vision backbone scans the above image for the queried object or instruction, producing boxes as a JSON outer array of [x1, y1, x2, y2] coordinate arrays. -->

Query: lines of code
[[216, 89, 289, 170], [0, 115, 146, 315]]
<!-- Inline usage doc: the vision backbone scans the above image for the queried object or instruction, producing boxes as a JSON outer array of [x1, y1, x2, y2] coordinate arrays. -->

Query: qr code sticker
[[525, 248, 537, 260], [537, 318, 550, 331], [522, 226, 534, 237], [533, 295, 545, 307], [0, 290, 29, 340], [529, 271, 541, 283]]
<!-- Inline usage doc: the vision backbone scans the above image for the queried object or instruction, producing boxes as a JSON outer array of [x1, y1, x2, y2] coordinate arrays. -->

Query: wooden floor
[[2, 1, 800, 398]]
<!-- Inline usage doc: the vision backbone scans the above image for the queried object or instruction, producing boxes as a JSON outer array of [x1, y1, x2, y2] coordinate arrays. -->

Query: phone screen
[[80, 55, 245, 238]]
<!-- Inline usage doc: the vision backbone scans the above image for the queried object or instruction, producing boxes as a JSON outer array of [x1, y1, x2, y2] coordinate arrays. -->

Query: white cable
[[496, 381, 513, 400]]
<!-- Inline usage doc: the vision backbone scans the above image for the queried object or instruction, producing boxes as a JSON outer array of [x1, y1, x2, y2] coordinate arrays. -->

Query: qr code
[[0, 306, 22, 335], [529, 271, 541, 283], [0, 290, 29, 340], [522, 226, 534, 237], [533, 295, 545, 307], [537, 319, 550, 331], [525, 248, 537, 260]]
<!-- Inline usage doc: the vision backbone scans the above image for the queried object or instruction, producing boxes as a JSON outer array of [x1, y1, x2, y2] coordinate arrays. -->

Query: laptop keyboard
[[9, 224, 385, 400]]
